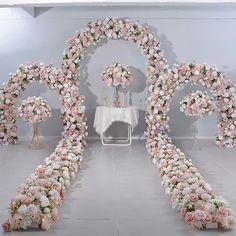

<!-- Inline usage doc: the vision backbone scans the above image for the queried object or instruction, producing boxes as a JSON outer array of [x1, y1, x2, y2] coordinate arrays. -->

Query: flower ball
[[18, 96, 52, 123], [101, 62, 133, 88], [180, 91, 215, 118]]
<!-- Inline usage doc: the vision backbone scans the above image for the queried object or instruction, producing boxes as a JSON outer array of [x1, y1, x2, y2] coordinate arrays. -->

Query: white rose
[[165, 188, 171, 196], [17, 204, 28, 215], [40, 195, 50, 207], [183, 187, 191, 195], [43, 207, 51, 214]]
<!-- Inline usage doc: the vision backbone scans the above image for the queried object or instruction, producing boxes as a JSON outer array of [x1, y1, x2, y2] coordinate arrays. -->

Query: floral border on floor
[[146, 132, 234, 229], [1, 18, 235, 231], [3, 135, 86, 231]]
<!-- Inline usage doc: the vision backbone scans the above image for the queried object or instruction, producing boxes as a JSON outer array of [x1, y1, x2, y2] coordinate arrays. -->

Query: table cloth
[[94, 106, 139, 136]]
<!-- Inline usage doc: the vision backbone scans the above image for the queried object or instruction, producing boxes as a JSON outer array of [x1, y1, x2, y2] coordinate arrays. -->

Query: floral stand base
[[191, 119, 201, 150], [28, 123, 44, 150], [113, 87, 120, 107]]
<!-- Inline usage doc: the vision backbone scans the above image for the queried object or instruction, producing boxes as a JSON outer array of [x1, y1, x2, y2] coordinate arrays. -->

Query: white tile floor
[[0, 137, 235, 236]]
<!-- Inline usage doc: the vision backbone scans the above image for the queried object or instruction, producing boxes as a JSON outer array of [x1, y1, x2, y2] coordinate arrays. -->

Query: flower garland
[[18, 96, 52, 123], [101, 62, 133, 88], [180, 91, 215, 118], [2, 135, 85, 231], [146, 132, 233, 230]]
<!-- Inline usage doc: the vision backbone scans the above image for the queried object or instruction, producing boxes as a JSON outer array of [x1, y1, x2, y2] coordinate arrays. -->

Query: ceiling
[[1, 0, 236, 7], [1, 0, 235, 18]]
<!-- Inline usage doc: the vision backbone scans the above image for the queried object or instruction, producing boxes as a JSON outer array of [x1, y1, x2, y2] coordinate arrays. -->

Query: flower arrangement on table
[[18, 96, 52, 149], [180, 90, 215, 147], [101, 62, 133, 107]]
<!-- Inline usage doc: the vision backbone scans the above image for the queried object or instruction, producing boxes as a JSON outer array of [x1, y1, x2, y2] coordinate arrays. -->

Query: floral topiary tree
[[18, 96, 52, 149]]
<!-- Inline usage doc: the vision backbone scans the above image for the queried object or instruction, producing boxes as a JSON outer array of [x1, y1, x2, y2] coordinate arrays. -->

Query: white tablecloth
[[93, 106, 139, 135]]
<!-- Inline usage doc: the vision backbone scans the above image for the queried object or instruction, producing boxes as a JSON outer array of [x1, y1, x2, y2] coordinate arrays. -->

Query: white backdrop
[[0, 6, 236, 139]]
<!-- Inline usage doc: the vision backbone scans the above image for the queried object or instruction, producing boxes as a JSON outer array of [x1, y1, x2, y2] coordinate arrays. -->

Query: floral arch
[[0, 63, 86, 145], [1, 18, 235, 231], [147, 63, 236, 147], [62, 18, 235, 148]]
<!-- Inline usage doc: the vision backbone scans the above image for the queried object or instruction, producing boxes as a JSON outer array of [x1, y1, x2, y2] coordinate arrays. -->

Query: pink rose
[[2, 222, 11, 232], [218, 207, 229, 216], [185, 212, 194, 223], [180, 207, 187, 218], [52, 208, 59, 221], [189, 193, 198, 202], [194, 210, 206, 221], [21, 195, 31, 204], [37, 167, 47, 178], [41, 214, 52, 231], [201, 193, 211, 201], [205, 213, 212, 223]]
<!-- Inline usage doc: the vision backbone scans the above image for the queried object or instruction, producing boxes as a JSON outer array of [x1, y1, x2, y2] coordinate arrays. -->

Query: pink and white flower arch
[[1, 18, 235, 231], [147, 63, 235, 147], [62, 18, 235, 148], [0, 63, 86, 145]]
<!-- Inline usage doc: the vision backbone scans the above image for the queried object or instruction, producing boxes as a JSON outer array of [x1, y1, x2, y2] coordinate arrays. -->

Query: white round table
[[93, 106, 139, 145]]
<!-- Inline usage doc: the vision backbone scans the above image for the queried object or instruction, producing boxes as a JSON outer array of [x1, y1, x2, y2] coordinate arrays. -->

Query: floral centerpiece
[[180, 90, 215, 148], [180, 90, 215, 118], [101, 62, 133, 107], [18, 96, 52, 149]]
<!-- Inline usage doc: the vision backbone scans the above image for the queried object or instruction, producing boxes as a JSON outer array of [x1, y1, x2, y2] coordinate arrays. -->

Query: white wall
[[0, 6, 236, 138]]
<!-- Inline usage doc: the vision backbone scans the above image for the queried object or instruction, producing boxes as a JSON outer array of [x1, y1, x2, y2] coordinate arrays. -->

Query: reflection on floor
[[0, 137, 235, 236]]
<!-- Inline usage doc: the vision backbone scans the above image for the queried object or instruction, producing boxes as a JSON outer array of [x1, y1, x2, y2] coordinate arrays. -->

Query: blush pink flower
[[185, 212, 194, 223], [194, 210, 206, 221], [189, 194, 198, 203], [2, 222, 11, 232]]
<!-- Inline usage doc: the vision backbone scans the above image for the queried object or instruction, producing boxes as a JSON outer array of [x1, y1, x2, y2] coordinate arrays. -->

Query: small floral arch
[[147, 63, 235, 147], [0, 63, 86, 145]]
